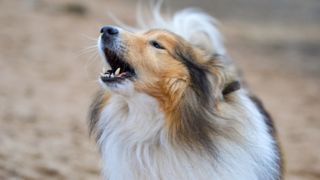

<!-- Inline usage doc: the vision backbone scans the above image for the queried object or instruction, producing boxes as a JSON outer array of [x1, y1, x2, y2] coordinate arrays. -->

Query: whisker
[[78, 46, 98, 54], [76, 45, 98, 59], [81, 33, 99, 42], [84, 52, 100, 79]]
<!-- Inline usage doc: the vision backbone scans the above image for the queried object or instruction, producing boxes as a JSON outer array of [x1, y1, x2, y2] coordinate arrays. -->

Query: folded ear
[[162, 78, 188, 109], [166, 78, 187, 95], [222, 81, 240, 96]]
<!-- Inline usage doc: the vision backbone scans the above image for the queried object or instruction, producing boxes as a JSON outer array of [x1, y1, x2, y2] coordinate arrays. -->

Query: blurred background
[[0, 0, 319, 179]]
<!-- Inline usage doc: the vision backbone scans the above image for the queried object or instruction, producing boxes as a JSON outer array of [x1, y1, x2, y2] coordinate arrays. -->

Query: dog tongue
[[118, 72, 128, 77]]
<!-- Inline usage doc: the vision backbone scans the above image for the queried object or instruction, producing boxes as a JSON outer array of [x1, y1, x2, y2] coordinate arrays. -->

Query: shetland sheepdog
[[89, 4, 282, 180]]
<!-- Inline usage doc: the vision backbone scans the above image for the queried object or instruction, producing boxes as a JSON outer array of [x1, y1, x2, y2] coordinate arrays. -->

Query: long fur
[[89, 3, 282, 180], [110, 1, 225, 55]]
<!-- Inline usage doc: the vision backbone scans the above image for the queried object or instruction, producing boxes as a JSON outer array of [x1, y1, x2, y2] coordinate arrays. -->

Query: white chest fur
[[97, 91, 280, 180]]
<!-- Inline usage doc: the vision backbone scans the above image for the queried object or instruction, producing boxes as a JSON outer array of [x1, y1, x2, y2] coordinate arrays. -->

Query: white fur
[[97, 90, 280, 180], [141, 8, 225, 55], [109, 1, 225, 55], [96, 5, 280, 180]]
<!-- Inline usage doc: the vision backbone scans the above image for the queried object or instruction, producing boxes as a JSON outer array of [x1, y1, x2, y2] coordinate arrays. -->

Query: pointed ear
[[222, 81, 240, 96]]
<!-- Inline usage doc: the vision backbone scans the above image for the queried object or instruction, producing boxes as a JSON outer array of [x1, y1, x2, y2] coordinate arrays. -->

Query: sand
[[0, 0, 319, 179]]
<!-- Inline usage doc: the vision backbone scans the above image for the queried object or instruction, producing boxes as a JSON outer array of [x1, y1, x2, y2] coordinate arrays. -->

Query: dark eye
[[150, 40, 165, 50]]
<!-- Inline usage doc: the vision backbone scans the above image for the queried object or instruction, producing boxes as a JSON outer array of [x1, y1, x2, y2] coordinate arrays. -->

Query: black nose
[[100, 26, 119, 35]]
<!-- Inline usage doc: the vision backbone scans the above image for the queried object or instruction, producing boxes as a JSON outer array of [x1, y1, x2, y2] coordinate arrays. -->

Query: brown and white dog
[[89, 6, 282, 180]]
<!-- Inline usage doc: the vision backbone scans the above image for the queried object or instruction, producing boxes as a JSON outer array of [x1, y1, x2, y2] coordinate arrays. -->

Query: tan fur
[[113, 30, 229, 141], [91, 25, 282, 179]]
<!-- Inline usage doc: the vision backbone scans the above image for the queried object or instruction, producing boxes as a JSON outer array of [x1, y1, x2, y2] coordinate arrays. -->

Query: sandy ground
[[0, 0, 319, 179]]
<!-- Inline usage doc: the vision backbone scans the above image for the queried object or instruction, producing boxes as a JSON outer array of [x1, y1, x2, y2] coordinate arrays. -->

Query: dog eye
[[150, 40, 165, 50]]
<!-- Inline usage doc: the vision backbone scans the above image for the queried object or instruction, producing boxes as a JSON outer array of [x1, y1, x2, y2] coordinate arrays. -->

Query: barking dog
[[89, 6, 282, 180]]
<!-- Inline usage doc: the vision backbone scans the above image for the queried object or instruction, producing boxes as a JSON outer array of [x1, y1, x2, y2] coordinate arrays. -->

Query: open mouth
[[100, 48, 136, 83]]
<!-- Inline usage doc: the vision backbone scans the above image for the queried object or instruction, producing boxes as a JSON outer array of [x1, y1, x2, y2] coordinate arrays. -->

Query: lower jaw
[[99, 78, 136, 96]]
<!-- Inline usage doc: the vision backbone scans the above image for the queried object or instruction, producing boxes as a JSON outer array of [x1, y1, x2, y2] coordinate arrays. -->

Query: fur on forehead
[[110, 3, 225, 55]]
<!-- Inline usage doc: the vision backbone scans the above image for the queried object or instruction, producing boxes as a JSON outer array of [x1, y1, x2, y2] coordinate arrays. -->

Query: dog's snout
[[99, 26, 121, 50], [100, 26, 119, 36]]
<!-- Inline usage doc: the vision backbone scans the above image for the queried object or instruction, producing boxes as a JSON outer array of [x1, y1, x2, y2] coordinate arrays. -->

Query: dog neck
[[95, 89, 280, 180], [97, 90, 166, 146]]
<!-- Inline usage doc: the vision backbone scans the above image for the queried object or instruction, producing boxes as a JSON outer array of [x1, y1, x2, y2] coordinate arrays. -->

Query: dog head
[[98, 25, 228, 98], [97, 25, 240, 150]]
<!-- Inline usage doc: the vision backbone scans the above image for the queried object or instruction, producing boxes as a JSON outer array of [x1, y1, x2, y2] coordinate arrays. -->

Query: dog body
[[89, 8, 282, 180]]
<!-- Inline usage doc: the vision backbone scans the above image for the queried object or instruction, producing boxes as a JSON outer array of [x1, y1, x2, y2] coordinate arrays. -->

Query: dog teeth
[[100, 67, 118, 79], [115, 68, 120, 75], [100, 72, 108, 77]]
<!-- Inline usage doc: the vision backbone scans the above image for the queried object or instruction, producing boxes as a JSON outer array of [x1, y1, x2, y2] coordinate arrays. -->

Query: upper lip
[[100, 47, 136, 83]]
